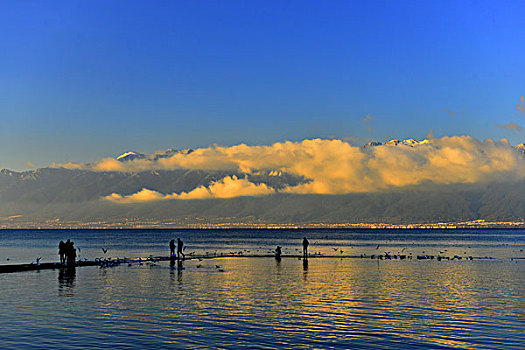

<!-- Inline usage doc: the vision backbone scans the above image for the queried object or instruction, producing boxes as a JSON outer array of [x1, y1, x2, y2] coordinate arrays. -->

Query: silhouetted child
[[275, 246, 282, 260], [169, 239, 175, 257], [70, 241, 77, 265]]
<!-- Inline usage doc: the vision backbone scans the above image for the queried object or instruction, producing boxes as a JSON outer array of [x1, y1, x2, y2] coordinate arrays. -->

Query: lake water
[[0, 229, 524, 349]]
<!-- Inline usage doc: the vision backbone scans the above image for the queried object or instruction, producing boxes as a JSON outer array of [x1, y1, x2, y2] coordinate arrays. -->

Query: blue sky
[[1, 0, 524, 170]]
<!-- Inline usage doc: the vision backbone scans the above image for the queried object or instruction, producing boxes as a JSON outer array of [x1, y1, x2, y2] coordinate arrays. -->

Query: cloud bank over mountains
[[3, 135, 525, 226], [55, 136, 525, 203]]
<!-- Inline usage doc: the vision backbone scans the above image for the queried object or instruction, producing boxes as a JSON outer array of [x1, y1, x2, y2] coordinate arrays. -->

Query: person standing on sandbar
[[275, 246, 282, 260], [302, 237, 309, 259], [169, 239, 175, 258], [58, 240, 66, 265], [177, 238, 185, 260]]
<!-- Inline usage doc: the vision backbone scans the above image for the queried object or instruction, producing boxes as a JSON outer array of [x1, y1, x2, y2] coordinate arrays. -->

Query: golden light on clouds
[[57, 136, 525, 203], [104, 176, 274, 203]]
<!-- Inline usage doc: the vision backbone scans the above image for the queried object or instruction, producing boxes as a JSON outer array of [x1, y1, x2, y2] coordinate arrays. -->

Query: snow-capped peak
[[514, 143, 525, 155], [385, 139, 429, 147], [363, 139, 430, 148], [116, 151, 146, 162], [116, 149, 194, 162]]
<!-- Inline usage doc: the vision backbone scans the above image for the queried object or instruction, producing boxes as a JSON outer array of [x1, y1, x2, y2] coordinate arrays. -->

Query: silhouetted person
[[302, 237, 309, 259], [70, 240, 76, 265], [65, 239, 76, 266], [58, 240, 65, 265], [65, 239, 71, 265], [275, 246, 282, 261], [177, 238, 185, 260], [169, 239, 175, 257]]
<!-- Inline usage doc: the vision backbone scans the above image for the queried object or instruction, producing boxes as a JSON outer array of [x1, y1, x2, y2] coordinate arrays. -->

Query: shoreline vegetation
[[1, 219, 525, 230]]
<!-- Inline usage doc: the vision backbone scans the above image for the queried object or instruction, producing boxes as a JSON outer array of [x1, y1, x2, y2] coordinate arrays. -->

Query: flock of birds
[[88, 243, 497, 270], [4, 242, 524, 270]]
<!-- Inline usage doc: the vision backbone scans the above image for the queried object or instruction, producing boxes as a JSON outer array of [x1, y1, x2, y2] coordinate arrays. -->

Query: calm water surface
[[0, 229, 524, 349]]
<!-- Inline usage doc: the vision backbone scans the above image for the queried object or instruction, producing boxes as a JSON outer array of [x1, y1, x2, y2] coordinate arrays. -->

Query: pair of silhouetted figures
[[58, 239, 76, 266], [275, 237, 309, 260], [170, 238, 185, 260]]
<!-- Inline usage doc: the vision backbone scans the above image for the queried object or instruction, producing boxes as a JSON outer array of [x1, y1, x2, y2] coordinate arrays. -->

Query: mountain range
[[1, 140, 525, 228]]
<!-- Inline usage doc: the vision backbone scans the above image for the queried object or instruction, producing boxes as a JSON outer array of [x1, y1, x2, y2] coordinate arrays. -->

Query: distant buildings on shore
[[1, 217, 524, 230]]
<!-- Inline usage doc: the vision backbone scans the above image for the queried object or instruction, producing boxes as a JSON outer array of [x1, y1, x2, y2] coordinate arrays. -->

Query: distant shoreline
[[1, 221, 525, 230]]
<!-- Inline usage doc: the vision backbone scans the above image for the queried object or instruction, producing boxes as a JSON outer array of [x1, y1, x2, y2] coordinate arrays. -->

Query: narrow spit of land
[[0, 254, 324, 273], [1, 252, 520, 274]]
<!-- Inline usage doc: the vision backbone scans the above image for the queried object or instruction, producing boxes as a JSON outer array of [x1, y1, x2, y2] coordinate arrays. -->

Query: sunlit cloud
[[54, 161, 86, 170], [104, 188, 167, 203], [104, 175, 275, 203], [58, 136, 525, 200], [517, 95, 525, 115], [94, 158, 128, 172], [497, 122, 522, 131]]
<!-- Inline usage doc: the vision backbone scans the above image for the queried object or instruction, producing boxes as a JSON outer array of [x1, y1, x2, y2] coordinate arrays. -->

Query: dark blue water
[[0, 229, 524, 349]]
